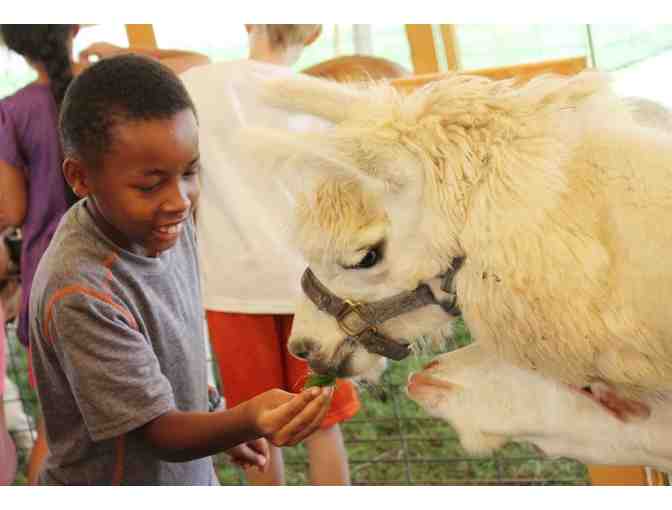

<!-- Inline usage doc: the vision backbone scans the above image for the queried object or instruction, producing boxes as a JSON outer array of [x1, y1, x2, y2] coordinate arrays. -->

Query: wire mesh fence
[[3, 319, 589, 485]]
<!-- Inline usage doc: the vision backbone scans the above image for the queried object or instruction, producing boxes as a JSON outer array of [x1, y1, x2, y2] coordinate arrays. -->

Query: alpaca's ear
[[523, 70, 612, 109], [257, 73, 365, 124], [230, 126, 375, 195]]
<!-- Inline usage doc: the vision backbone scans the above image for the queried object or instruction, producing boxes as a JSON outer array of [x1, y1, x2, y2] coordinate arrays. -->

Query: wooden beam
[[587, 465, 668, 486], [466, 55, 587, 82], [125, 24, 157, 48], [404, 24, 439, 75], [439, 25, 461, 70], [391, 56, 588, 93]]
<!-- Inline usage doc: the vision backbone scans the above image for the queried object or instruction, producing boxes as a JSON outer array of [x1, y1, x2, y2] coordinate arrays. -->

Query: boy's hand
[[226, 438, 269, 472], [247, 387, 333, 447]]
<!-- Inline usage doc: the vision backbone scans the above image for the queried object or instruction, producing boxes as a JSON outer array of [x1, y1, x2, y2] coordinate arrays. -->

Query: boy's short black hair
[[60, 54, 197, 167]]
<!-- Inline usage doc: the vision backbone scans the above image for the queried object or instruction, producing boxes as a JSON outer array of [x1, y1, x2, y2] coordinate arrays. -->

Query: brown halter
[[300, 258, 464, 361]]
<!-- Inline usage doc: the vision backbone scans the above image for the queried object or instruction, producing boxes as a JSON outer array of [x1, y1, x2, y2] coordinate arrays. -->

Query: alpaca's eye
[[351, 248, 380, 269], [342, 242, 385, 270]]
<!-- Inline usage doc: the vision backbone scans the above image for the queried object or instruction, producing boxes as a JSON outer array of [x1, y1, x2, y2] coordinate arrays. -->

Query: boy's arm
[[139, 386, 331, 463], [0, 160, 28, 230], [78, 42, 211, 75], [42, 288, 331, 465]]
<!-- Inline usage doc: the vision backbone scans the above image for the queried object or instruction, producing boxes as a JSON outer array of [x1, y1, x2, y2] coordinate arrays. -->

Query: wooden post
[[439, 25, 461, 70], [404, 24, 439, 75], [125, 24, 157, 48]]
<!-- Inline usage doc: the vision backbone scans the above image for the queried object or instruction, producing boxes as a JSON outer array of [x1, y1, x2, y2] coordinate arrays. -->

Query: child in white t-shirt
[[183, 24, 361, 486]]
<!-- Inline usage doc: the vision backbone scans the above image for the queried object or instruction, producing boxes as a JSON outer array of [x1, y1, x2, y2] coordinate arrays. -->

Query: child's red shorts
[[206, 311, 360, 429]]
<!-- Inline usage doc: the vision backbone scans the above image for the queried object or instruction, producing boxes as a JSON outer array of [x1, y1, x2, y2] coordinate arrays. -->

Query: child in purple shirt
[[0, 24, 82, 484], [0, 25, 80, 349]]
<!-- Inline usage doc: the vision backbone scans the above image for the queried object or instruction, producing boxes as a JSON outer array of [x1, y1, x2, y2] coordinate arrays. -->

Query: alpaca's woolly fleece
[[245, 70, 672, 398]]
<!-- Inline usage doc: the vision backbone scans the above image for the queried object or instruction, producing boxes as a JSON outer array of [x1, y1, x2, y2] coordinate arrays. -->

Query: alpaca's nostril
[[290, 338, 317, 360]]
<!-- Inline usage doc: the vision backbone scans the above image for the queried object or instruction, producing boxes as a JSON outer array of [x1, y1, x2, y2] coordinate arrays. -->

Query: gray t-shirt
[[30, 199, 217, 485]]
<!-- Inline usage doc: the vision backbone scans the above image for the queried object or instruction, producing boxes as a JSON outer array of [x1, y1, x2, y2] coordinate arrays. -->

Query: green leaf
[[303, 373, 337, 389]]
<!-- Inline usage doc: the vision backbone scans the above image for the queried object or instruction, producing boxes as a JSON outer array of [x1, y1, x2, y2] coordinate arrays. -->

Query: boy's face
[[67, 109, 200, 257]]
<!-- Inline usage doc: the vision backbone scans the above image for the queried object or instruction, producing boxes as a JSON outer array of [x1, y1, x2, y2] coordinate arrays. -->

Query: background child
[[0, 25, 80, 349], [181, 24, 360, 486], [0, 24, 82, 484], [83, 24, 361, 485], [1, 309, 18, 485], [29, 54, 332, 485], [1, 229, 26, 480], [1, 241, 18, 483]]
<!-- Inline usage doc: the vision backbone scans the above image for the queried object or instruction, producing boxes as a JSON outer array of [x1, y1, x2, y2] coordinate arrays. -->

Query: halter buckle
[[337, 300, 373, 337]]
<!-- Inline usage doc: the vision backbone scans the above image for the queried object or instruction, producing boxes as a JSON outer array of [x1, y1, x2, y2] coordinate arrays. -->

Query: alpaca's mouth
[[307, 358, 347, 377], [307, 343, 357, 377]]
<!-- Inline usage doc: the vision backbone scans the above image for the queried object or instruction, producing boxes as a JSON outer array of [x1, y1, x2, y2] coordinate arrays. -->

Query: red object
[[206, 311, 360, 428]]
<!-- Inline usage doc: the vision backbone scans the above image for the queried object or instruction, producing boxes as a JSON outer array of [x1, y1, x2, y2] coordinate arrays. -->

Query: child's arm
[[78, 42, 211, 75], [41, 291, 330, 465], [138, 386, 332, 462], [0, 160, 27, 230]]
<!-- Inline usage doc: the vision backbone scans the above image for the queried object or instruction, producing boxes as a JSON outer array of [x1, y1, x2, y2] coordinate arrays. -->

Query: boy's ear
[[62, 158, 90, 199]]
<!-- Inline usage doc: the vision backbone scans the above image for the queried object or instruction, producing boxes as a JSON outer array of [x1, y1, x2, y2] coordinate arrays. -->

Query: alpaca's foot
[[570, 381, 650, 422]]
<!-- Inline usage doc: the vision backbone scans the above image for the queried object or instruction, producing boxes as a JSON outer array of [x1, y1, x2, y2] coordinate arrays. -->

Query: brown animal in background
[[303, 55, 410, 83]]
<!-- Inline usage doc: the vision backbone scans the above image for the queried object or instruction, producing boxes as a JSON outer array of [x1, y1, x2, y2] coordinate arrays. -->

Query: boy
[[29, 54, 332, 485], [79, 26, 360, 485]]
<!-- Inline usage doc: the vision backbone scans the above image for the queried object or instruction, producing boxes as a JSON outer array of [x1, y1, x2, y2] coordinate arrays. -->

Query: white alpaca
[[238, 71, 672, 407], [407, 342, 672, 472]]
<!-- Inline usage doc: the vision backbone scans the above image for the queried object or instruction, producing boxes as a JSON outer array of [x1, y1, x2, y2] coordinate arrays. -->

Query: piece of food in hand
[[303, 373, 337, 389]]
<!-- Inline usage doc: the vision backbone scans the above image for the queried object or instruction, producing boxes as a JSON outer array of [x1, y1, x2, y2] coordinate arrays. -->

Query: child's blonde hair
[[251, 24, 321, 49]]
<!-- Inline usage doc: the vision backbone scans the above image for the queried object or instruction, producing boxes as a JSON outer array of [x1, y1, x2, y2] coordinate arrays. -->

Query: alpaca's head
[[237, 70, 612, 378]]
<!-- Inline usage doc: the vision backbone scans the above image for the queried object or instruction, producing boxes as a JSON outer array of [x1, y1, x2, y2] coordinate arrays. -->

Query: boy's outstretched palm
[[248, 387, 333, 447]]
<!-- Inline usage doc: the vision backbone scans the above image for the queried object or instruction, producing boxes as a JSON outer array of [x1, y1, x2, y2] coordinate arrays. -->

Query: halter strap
[[301, 259, 464, 361]]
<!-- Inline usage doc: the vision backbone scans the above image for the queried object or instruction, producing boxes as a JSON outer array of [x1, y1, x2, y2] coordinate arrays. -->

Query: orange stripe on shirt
[[102, 252, 120, 291], [43, 285, 138, 343]]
